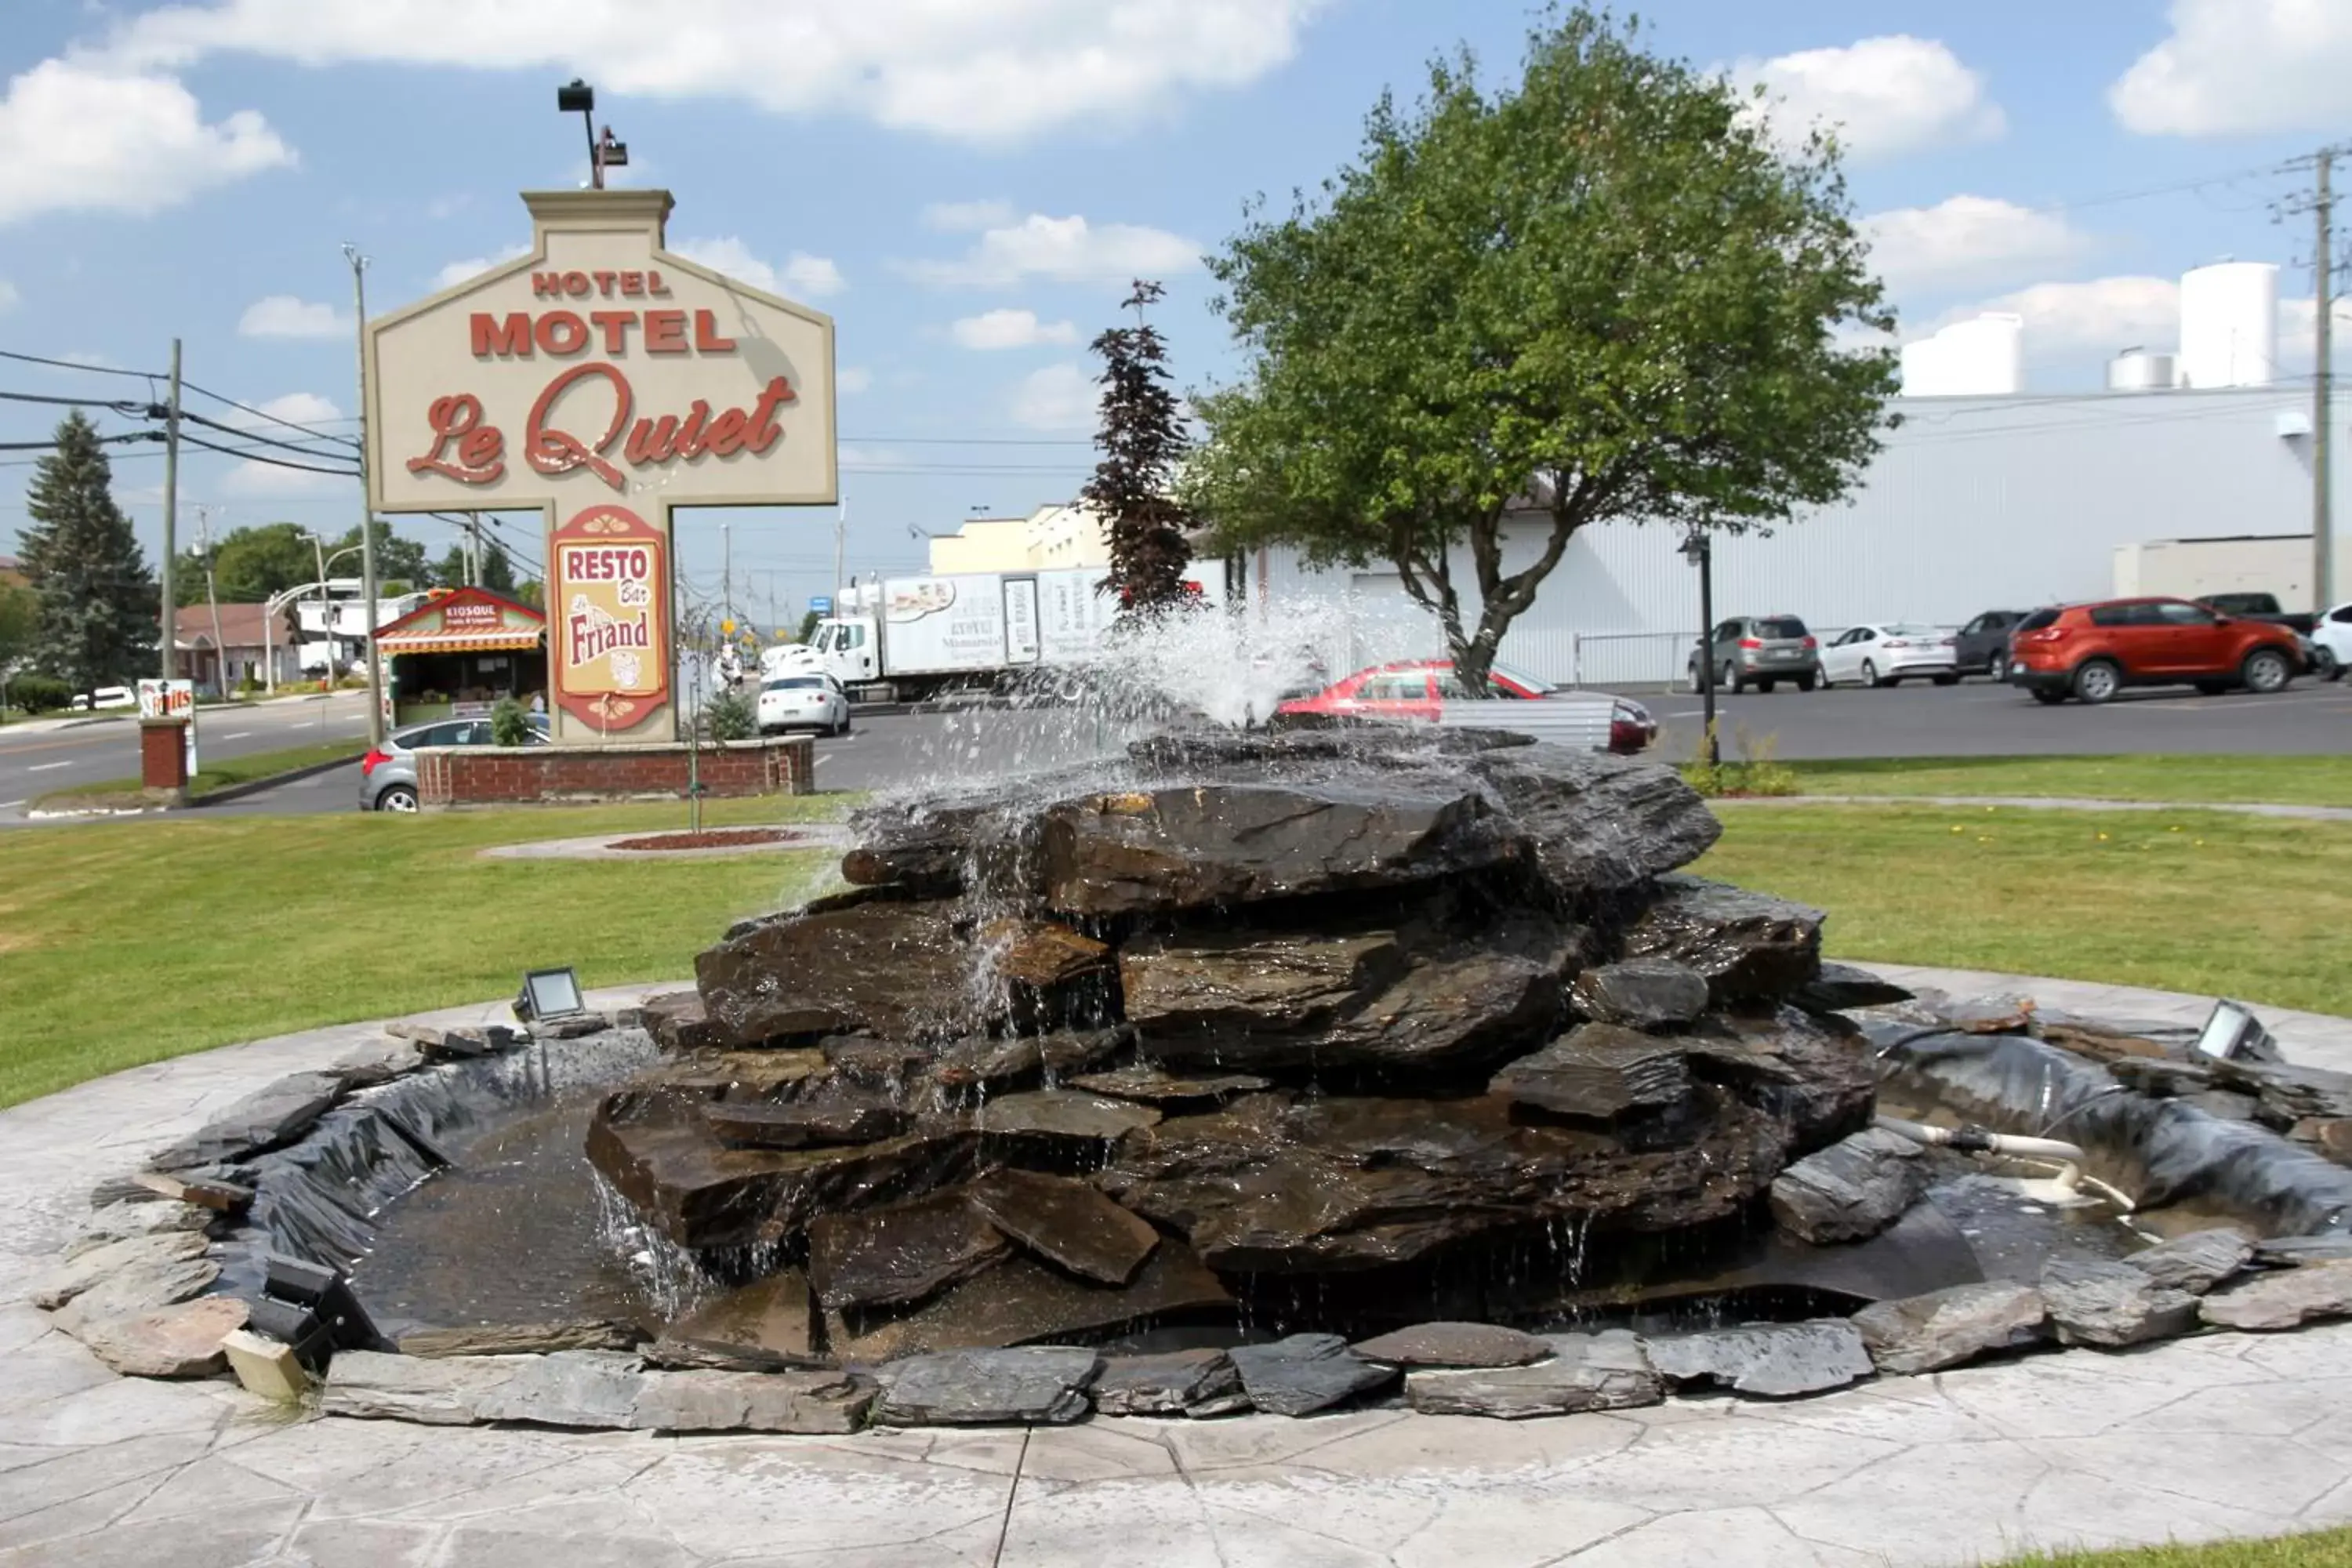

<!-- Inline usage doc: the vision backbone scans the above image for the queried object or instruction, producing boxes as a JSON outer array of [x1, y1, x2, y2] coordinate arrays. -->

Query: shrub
[[704, 688, 758, 742], [488, 697, 533, 747], [1679, 721, 1799, 799], [8, 674, 70, 714]]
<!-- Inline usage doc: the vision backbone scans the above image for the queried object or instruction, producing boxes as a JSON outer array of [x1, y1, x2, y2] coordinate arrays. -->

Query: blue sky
[[4, 0, 2351, 626]]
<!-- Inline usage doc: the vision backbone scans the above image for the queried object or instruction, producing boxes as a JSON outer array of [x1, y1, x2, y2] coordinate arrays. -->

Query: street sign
[[809, 595, 833, 615], [136, 678, 198, 776]]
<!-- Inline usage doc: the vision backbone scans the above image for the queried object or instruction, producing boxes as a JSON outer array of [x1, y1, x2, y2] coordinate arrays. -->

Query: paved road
[[0, 692, 372, 825], [44, 674, 2352, 822]]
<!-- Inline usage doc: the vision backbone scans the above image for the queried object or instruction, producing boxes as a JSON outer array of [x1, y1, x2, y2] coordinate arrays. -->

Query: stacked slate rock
[[590, 728, 1878, 1376]]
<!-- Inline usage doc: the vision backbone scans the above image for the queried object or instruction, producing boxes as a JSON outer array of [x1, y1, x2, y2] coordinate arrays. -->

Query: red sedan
[[1275, 659, 1657, 753]]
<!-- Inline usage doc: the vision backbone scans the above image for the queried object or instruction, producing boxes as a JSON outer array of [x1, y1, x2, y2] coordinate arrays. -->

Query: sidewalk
[[1, 974, 2347, 1566]]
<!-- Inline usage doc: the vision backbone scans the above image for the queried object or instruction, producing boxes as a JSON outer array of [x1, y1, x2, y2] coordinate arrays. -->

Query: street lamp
[[1680, 525, 1719, 768], [557, 79, 627, 190]]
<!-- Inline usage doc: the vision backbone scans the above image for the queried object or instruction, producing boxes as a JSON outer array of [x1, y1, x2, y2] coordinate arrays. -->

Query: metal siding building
[[1246, 388, 2340, 687]]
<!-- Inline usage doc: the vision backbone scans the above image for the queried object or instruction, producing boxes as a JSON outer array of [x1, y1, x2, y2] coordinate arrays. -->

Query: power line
[[0, 430, 158, 452], [0, 389, 150, 413], [0, 348, 163, 379], [176, 406, 358, 461], [176, 431, 361, 477], [178, 378, 362, 448]]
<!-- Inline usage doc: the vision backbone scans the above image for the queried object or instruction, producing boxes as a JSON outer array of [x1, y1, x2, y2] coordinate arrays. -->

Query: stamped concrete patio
[[3, 968, 2349, 1568]]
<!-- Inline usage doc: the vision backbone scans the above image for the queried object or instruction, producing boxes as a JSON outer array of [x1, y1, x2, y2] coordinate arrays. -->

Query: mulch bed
[[606, 828, 806, 852]]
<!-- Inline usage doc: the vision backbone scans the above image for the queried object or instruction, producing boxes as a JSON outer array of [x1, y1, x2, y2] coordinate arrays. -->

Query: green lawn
[[34, 737, 370, 810], [1786, 754, 2352, 808], [0, 795, 848, 1108], [1994, 1530, 2352, 1566], [1693, 801, 2352, 1017]]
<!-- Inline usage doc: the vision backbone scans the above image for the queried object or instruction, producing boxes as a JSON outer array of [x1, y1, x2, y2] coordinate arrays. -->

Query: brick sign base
[[416, 738, 815, 808]]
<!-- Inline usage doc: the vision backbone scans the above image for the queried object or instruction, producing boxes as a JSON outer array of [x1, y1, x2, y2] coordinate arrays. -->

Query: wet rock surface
[[965, 1169, 1160, 1285], [702, 1100, 911, 1149], [1488, 1024, 1691, 1120], [1623, 877, 1824, 1003], [1352, 1321, 1553, 1369], [659, 1272, 817, 1362], [633, 1369, 873, 1433], [1068, 1063, 1272, 1107], [2201, 1259, 2352, 1330], [2124, 1229, 2253, 1296], [1404, 1330, 1661, 1419], [77, 1296, 250, 1378], [1091, 1348, 1245, 1417], [397, 1320, 646, 1358], [1227, 1334, 1398, 1416], [806, 1189, 1011, 1311], [873, 1346, 1103, 1425], [1570, 960, 1711, 1030], [1852, 1282, 2049, 1375], [1769, 1128, 1931, 1245], [1645, 1320, 1874, 1397], [826, 1246, 1232, 1363], [2041, 1260, 2200, 1348]]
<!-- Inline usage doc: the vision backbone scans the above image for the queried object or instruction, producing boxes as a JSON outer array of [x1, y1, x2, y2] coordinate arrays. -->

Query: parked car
[[2310, 601, 2352, 681], [1274, 659, 1657, 753], [66, 685, 136, 710], [756, 673, 851, 736], [1687, 616, 1820, 694], [2005, 597, 2302, 706], [359, 713, 548, 812], [1819, 622, 1959, 688], [2196, 592, 2316, 637], [1954, 610, 2029, 678]]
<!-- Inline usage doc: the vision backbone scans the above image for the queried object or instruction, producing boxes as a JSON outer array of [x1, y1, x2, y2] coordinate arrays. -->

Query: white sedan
[[1820, 623, 1959, 688], [2313, 602, 2352, 681], [756, 673, 851, 735]]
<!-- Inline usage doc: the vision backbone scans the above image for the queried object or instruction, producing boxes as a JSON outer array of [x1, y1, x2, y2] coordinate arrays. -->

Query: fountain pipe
[[1871, 1114, 2135, 1210]]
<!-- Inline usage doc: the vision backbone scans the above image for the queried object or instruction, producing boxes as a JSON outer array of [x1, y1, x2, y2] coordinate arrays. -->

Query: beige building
[[927, 503, 1112, 575]]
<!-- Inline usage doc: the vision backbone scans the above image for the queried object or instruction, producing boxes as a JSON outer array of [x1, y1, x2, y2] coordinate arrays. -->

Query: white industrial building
[[1245, 261, 2341, 687]]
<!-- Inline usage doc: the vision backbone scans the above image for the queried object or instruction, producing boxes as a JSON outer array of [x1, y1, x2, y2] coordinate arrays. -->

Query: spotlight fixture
[[2194, 998, 2278, 1063], [514, 966, 587, 1023], [246, 1255, 383, 1371]]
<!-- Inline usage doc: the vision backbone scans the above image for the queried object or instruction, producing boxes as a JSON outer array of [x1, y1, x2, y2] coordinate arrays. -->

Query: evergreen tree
[[1082, 280, 1195, 614], [430, 543, 470, 590], [479, 540, 517, 594], [16, 412, 155, 698]]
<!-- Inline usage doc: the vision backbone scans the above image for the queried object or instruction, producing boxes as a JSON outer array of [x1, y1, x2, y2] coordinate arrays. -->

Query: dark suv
[[1955, 610, 2028, 678], [1689, 615, 1820, 693]]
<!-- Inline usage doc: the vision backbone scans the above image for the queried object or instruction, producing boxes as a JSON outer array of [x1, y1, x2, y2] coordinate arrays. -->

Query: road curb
[[193, 752, 365, 808]]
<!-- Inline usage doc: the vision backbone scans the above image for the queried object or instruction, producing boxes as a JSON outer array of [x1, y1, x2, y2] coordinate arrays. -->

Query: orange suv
[[2007, 597, 2303, 706]]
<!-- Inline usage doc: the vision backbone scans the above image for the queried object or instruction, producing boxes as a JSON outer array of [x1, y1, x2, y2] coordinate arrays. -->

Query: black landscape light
[[248, 1254, 382, 1371], [514, 966, 587, 1022], [2194, 998, 2278, 1062]]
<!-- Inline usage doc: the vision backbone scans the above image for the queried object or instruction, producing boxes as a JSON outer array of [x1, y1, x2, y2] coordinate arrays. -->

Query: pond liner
[[209, 1028, 660, 1305], [1869, 1022, 2352, 1240]]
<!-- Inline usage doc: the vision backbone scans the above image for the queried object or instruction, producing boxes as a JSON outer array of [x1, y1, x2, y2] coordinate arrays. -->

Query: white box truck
[[784, 562, 1229, 702]]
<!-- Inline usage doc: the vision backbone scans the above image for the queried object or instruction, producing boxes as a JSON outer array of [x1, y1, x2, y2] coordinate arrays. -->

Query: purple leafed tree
[[1083, 280, 1196, 615]]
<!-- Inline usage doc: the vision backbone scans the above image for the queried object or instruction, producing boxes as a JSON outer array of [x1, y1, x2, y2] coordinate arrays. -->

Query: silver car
[[359, 713, 549, 811], [1689, 615, 1821, 694]]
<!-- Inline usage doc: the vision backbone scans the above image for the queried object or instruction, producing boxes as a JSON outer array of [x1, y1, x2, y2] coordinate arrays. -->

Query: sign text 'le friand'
[[362, 187, 837, 742]]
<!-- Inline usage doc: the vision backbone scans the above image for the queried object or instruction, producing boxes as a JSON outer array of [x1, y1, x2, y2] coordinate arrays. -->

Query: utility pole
[[466, 513, 483, 587], [832, 499, 848, 604], [2282, 144, 2352, 612], [721, 521, 735, 624], [346, 242, 385, 747], [197, 506, 227, 695], [158, 339, 181, 681]]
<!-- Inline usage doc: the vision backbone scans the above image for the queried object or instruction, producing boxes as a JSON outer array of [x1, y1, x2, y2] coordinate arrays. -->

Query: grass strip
[[1991, 1529, 2352, 1565], [1784, 754, 2352, 809], [0, 794, 847, 1108]]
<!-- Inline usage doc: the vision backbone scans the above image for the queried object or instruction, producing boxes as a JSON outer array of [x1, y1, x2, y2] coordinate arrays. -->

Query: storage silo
[[1898, 313, 2024, 397], [2178, 263, 2278, 388], [2107, 347, 2177, 391]]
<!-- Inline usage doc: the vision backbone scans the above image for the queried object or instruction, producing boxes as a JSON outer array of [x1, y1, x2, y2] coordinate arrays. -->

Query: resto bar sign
[[551, 504, 670, 730]]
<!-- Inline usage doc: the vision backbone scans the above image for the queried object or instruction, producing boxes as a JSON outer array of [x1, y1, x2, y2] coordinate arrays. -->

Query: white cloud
[[2277, 296, 2352, 361], [1728, 36, 2003, 164], [1862, 197, 2089, 296], [953, 308, 1080, 350], [1932, 276, 2181, 357], [837, 366, 873, 395], [670, 238, 845, 299], [781, 253, 846, 299], [924, 198, 1016, 232], [220, 458, 340, 496], [0, 56, 293, 225], [101, 0, 1322, 143], [902, 212, 1200, 288], [431, 243, 529, 290], [1010, 362, 1096, 430], [237, 294, 347, 339], [0, 279, 17, 314], [2111, 0, 2352, 136]]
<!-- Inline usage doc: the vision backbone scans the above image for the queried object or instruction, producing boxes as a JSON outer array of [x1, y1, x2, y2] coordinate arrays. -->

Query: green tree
[[15, 412, 156, 698], [1083, 280, 1195, 612], [796, 609, 821, 643], [513, 579, 544, 610], [0, 582, 38, 673], [1186, 6, 1897, 689], [334, 519, 430, 596], [174, 521, 315, 607], [430, 543, 470, 590], [478, 540, 517, 594]]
